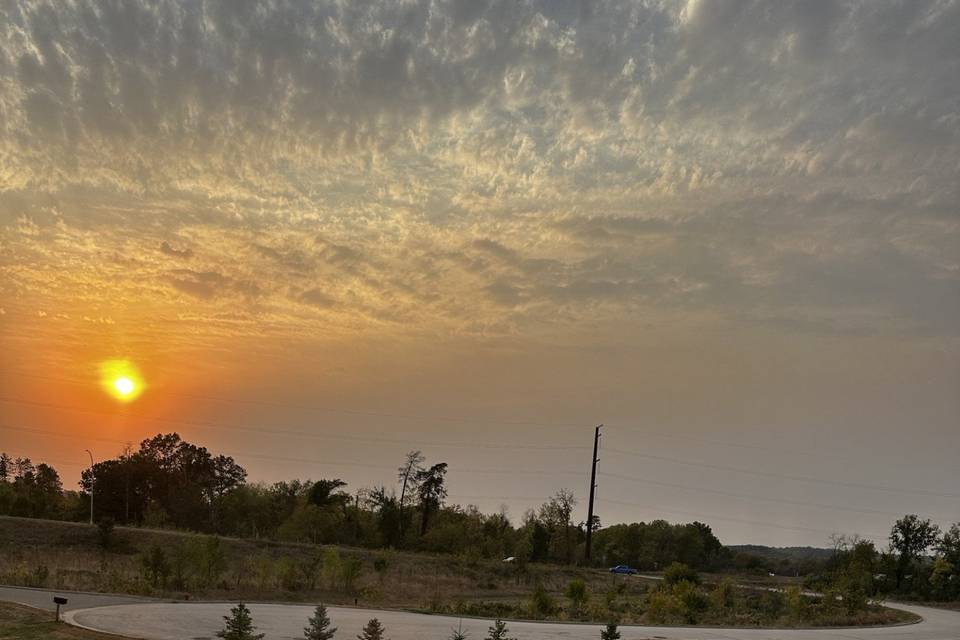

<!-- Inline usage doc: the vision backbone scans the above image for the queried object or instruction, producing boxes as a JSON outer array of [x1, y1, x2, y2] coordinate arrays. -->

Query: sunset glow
[[100, 361, 143, 403], [1, 0, 958, 549]]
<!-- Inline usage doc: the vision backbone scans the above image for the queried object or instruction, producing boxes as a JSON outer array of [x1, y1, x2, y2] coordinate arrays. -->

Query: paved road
[[0, 585, 154, 611], [4, 586, 960, 640], [65, 600, 960, 640]]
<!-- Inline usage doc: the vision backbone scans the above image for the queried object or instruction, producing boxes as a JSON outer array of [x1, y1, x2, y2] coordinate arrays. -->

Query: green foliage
[[565, 578, 589, 614], [357, 617, 386, 640], [140, 544, 170, 588], [323, 548, 342, 589], [600, 622, 620, 640], [485, 619, 515, 640], [189, 535, 227, 588], [279, 556, 302, 591], [448, 620, 467, 640], [341, 557, 363, 594], [784, 586, 809, 621], [97, 517, 115, 549], [594, 521, 723, 571], [217, 603, 264, 640], [373, 552, 390, 582], [709, 578, 735, 611], [663, 562, 700, 586], [303, 604, 337, 640], [529, 583, 555, 617]]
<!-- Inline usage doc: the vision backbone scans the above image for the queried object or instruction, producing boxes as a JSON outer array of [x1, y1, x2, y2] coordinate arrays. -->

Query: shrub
[[785, 586, 809, 622], [190, 536, 227, 588], [672, 581, 708, 624], [486, 619, 515, 640], [97, 517, 115, 549], [709, 578, 735, 612], [565, 578, 589, 614], [663, 562, 700, 586], [278, 556, 301, 591], [140, 545, 170, 588], [341, 557, 363, 594], [529, 583, 555, 617], [600, 622, 621, 640], [373, 552, 390, 583], [323, 548, 341, 590]]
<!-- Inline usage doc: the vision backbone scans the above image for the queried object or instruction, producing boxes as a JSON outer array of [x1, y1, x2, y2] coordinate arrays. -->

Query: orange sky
[[2, 0, 959, 546]]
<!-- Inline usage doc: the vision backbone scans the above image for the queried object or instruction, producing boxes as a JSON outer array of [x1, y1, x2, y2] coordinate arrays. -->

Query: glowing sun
[[100, 360, 144, 402]]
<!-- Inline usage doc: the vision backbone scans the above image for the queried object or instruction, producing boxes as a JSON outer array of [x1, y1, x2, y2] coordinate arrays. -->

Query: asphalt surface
[[3, 586, 960, 640], [0, 584, 154, 611]]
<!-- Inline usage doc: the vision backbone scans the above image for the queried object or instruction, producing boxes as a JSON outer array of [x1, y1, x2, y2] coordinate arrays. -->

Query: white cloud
[[0, 0, 957, 344]]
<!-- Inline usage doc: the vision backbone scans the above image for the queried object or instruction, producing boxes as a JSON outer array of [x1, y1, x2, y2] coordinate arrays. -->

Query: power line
[[0, 422, 584, 479], [598, 470, 953, 520], [604, 447, 960, 500], [2, 370, 588, 430], [9, 368, 954, 470], [0, 396, 587, 453]]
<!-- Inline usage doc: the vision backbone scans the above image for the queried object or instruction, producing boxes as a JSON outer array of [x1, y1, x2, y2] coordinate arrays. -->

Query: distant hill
[[727, 545, 834, 562]]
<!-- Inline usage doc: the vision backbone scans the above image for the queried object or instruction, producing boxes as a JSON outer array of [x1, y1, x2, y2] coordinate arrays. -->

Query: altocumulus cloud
[[0, 0, 958, 345]]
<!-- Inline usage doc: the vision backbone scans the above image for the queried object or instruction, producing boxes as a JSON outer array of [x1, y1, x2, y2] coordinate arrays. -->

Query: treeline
[[0, 434, 723, 571], [809, 516, 960, 602]]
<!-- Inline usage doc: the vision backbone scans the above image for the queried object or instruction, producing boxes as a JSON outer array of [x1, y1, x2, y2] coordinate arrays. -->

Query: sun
[[100, 360, 144, 402], [113, 376, 136, 397]]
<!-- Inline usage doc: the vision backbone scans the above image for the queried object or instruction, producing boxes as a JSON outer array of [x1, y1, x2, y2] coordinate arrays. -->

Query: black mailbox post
[[53, 596, 68, 622]]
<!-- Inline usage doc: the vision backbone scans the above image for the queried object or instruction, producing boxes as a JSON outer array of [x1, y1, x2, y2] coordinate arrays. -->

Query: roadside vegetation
[[0, 602, 120, 640], [1, 439, 954, 627]]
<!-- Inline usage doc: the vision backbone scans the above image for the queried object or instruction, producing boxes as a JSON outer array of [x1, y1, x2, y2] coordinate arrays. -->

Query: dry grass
[[0, 602, 130, 640], [0, 516, 632, 610]]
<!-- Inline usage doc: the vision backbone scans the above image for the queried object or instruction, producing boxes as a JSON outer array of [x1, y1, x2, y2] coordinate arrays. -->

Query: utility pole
[[585, 424, 602, 562], [85, 449, 94, 525]]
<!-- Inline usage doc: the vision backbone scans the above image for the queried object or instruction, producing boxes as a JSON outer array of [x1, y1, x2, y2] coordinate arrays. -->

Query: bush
[[663, 562, 700, 586], [97, 517, 115, 549], [709, 578, 735, 612], [565, 578, 589, 614], [140, 545, 170, 588], [529, 583, 555, 617], [486, 619, 516, 640], [672, 581, 708, 624], [600, 622, 621, 640], [785, 586, 809, 622]]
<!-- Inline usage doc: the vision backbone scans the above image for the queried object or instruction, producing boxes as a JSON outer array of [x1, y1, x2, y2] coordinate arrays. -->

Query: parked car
[[609, 565, 639, 575]]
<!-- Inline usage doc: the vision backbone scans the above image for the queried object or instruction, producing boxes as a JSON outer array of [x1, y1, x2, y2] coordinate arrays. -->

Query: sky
[[1, 0, 958, 547]]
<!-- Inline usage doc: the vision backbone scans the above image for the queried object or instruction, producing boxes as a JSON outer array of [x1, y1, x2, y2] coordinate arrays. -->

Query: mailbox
[[53, 596, 68, 622]]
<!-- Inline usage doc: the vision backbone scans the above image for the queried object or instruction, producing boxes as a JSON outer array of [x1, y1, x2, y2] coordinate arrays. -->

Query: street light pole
[[85, 449, 94, 525]]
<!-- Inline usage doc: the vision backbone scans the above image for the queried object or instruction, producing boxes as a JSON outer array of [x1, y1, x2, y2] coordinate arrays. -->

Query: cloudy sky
[[1, 0, 958, 546]]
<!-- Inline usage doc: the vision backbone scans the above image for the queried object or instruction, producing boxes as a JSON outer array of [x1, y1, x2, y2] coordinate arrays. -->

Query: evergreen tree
[[448, 620, 468, 640], [304, 604, 337, 640], [357, 618, 386, 640], [485, 619, 515, 640], [600, 622, 621, 640], [217, 603, 264, 640]]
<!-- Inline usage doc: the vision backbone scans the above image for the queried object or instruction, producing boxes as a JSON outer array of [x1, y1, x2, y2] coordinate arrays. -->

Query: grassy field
[[0, 516, 630, 610], [0, 602, 127, 640], [0, 516, 918, 628]]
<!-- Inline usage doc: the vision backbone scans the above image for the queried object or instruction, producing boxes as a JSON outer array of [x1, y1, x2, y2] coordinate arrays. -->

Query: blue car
[[609, 565, 638, 575]]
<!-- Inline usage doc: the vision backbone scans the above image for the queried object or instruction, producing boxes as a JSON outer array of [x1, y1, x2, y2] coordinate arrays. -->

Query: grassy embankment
[[0, 516, 918, 627], [0, 602, 124, 640]]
